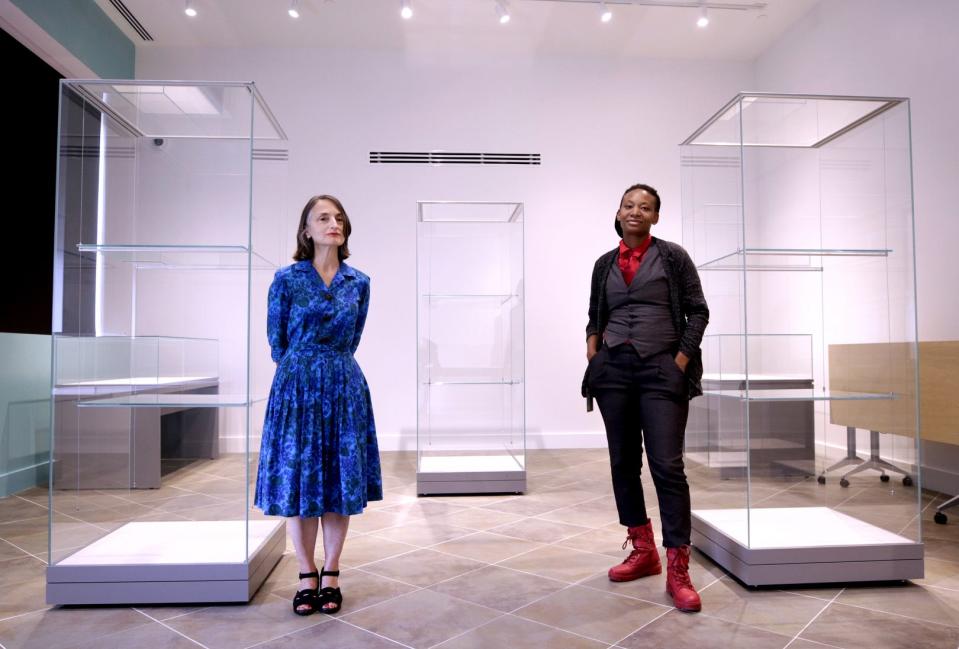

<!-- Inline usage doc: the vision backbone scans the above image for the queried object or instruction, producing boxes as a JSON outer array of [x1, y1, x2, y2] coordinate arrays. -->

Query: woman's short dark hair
[[293, 194, 351, 262], [614, 183, 661, 237]]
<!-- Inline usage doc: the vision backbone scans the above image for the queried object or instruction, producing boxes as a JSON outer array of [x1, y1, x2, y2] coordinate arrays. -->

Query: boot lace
[[668, 552, 694, 589]]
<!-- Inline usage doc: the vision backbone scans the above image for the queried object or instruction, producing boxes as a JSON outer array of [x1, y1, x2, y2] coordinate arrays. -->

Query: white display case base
[[692, 507, 923, 586], [47, 520, 285, 605], [417, 454, 526, 495]]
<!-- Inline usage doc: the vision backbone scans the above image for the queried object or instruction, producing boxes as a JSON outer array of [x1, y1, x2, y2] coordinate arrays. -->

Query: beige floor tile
[[558, 526, 631, 557], [691, 576, 830, 637], [163, 590, 329, 649], [498, 545, 612, 583], [360, 548, 485, 587], [72, 620, 202, 649], [337, 534, 419, 567], [371, 520, 475, 547], [480, 497, 565, 517], [0, 538, 37, 562], [0, 573, 49, 621], [430, 565, 567, 613], [133, 605, 207, 622], [836, 581, 959, 628], [535, 500, 621, 528], [618, 609, 792, 649], [433, 532, 543, 563], [0, 496, 49, 523], [437, 506, 525, 531], [255, 619, 405, 649], [514, 584, 669, 644], [434, 613, 607, 649], [0, 607, 149, 649], [488, 518, 591, 543], [342, 588, 500, 649], [915, 557, 959, 592], [800, 601, 959, 649], [342, 510, 404, 534]]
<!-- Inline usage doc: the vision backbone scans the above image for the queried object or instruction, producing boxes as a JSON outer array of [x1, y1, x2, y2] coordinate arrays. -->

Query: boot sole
[[666, 587, 701, 612], [607, 567, 662, 582]]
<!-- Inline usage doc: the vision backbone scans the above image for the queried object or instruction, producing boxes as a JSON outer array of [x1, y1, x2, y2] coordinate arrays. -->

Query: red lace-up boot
[[608, 521, 662, 582], [665, 545, 702, 612]]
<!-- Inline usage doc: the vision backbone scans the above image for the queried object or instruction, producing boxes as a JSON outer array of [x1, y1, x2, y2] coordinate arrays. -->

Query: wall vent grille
[[370, 151, 541, 166], [108, 0, 154, 41]]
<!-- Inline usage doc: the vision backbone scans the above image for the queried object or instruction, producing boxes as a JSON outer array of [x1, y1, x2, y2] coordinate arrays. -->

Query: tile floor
[[1, 450, 958, 649]]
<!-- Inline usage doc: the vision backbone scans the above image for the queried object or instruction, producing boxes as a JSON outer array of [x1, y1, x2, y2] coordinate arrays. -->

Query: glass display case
[[681, 93, 922, 585], [416, 201, 525, 495], [47, 80, 288, 604]]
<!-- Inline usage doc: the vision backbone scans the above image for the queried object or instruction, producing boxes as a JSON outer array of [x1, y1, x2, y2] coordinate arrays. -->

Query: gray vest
[[604, 242, 679, 357]]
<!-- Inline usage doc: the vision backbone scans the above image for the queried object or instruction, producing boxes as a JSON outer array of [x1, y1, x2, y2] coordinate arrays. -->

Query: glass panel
[[49, 80, 287, 597], [0, 334, 51, 497], [689, 94, 898, 148], [682, 95, 919, 572], [416, 202, 525, 493]]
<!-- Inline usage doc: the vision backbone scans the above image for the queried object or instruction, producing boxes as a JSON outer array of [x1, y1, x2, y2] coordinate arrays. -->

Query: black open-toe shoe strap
[[318, 586, 343, 612], [299, 570, 319, 580], [320, 569, 339, 577], [292, 588, 318, 616]]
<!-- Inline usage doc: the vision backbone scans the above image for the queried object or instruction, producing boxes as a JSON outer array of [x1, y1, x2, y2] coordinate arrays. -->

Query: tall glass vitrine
[[47, 81, 288, 604], [681, 93, 922, 585], [416, 201, 526, 495]]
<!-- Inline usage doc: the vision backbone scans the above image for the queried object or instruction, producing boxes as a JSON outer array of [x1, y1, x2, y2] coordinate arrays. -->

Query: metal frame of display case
[[416, 201, 526, 495], [46, 80, 287, 605], [680, 92, 923, 586]]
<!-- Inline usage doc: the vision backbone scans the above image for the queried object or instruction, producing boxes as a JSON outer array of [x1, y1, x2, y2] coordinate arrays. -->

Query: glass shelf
[[702, 389, 896, 402], [76, 393, 268, 408], [698, 248, 892, 271], [75, 244, 278, 270]]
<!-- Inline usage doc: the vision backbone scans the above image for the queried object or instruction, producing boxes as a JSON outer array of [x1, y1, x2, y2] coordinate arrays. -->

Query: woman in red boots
[[582, 183, 709, 612]]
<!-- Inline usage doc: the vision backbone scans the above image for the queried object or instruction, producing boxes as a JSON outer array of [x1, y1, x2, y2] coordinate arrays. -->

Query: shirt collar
[[618, 236, 653, 257], [294, 259, 356, 279]]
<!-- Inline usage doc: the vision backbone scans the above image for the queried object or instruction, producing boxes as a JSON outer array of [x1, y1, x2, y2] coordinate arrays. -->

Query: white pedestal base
[[692, 507, 923, 586], [47, 520, 285, 605]]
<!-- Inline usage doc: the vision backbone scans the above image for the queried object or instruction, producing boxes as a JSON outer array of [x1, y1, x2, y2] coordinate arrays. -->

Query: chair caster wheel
[[935, 511, 948, 525], [880, 474, 890, 483], [817, 475, 826, 485], [840, 478, 850, 488], [902, 476, 913, 487]]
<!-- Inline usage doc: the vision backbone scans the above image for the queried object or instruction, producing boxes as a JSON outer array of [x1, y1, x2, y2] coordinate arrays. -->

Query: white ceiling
[[97, 0, 820, 61]]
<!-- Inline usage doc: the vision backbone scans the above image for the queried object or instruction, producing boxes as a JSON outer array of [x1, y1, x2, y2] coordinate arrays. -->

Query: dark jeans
[[587, 343, 691, 547]]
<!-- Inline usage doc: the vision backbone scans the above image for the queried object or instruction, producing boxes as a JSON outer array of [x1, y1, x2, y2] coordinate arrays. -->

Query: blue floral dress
[[255, 260, 383, 517]]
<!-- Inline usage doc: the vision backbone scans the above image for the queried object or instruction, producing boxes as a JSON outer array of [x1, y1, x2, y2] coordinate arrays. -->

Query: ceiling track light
[[400, 0, 413, 20], [288, 0, 299, 19], [697, 5, 709, 27], [184, 0, 197, 17], [495, 0, 511, 24], [599, 0, 613, 22]]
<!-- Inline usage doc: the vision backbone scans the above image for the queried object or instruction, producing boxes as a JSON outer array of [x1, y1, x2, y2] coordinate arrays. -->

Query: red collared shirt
[[617, 236, 653, 285]]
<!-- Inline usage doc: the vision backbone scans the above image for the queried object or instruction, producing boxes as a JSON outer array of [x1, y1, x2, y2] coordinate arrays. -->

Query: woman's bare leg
[[319, 512, 350, 609], [287, 516, 319, 612]]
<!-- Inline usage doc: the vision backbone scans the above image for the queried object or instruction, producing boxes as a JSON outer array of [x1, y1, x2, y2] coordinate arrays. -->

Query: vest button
[[324, 293, 333, 301]]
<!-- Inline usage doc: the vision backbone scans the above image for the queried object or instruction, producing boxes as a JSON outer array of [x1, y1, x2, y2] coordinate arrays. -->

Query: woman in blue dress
[[255, 194, 383, 616]]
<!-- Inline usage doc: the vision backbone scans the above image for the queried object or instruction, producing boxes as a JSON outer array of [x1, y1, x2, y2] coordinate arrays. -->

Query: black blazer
[[582, 238, 709, 409]]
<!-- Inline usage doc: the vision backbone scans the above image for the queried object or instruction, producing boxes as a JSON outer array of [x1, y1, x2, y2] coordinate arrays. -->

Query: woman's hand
[[674, 351, 689, 372], [587, 335, 600, 362]]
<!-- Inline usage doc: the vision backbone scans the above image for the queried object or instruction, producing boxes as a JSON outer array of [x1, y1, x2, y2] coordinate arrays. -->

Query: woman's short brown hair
[[293, 194, 352, 262]]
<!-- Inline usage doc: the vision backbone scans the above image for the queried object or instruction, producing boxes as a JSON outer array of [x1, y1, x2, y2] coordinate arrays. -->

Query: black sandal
[[292, 571, 319, 616], [318, 569, 342, 614]]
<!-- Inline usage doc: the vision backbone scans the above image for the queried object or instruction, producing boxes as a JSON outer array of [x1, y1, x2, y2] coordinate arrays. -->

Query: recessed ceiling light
[[697, 6, 709, 28], [288, 0, 299, 19], [184, 0, 197, 17], [599, 1, 612, 23], [495, 0, 511, 24], [401, 0, 413, 19]]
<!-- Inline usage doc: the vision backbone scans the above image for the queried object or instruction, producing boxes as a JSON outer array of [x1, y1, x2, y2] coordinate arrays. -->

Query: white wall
[[136, 46, 753, 450], [752, 0, 959, 343]]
